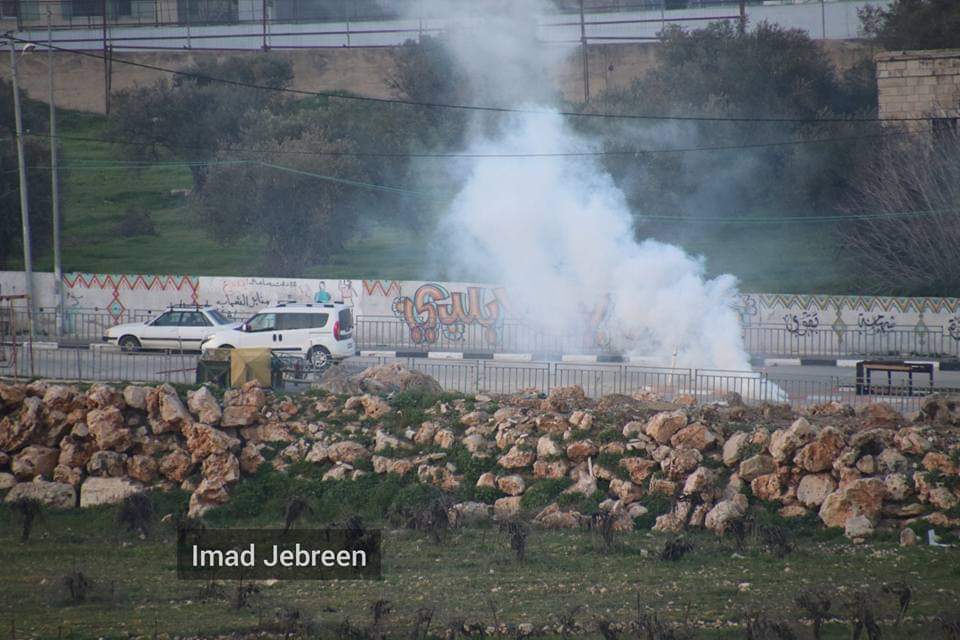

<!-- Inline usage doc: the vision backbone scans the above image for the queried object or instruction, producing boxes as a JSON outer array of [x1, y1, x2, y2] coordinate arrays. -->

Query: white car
[[200, 302, 356, 368], [103, 306, 239, 352]]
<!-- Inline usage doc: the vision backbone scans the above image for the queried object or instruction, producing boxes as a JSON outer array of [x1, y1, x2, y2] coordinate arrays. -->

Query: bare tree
[[839, 127, 960, 295]]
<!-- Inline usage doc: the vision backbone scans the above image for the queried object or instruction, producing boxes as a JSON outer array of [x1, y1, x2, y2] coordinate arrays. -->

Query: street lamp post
[[7, 36, 35, 338], [47, 12, 64, 335]]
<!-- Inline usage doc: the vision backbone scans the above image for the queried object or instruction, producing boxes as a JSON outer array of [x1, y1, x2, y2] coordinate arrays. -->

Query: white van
[[200, 302, 355, 368]]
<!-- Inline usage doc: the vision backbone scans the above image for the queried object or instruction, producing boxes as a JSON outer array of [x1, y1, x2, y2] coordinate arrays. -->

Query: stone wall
[[876, 49, 960, 126], [0, 40, 874, 113]]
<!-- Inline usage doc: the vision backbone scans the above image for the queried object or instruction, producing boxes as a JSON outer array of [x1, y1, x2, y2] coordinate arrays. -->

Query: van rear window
[[338, 308, 354, 332]]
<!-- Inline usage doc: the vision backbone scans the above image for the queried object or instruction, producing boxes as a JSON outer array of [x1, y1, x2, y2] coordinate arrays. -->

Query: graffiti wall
[[3, 270, 960, 349]]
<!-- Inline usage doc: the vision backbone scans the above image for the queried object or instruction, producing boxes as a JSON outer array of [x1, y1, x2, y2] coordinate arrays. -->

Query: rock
[[86, 406, 132, 452], [922, 452, 957, 475], [0, 451, 8, 469], [918, 394, 960, 426], [622, 420, 645, 438], [722, 432, 749, 466], [534, 503, 581, 529], [182, 423, 241, 462], [42, 385, 78, 413], [609, 477, 644, 504], [202, 452, 240, 485], [305, 442, 329, 464], [159, 449, 195, 483], [122, 385, 150, 411], [778, 505, 809, 519], [652, 503, 690, 533], [797, 473, 836, 508], [899, 528, 918, 547], [682, 466, 716, 496], [894, 427, 932, 455], [858, 402, 903, 428], [738, 454, 776, 482], [4, 479, 75, 509], [12, 445, 59, 480], [57, 437, 95, 469], [856, 455, 877, 475], [86, 451, 127, 477], [414, 422, 438, 445], [154, 384, 192, 430], [359, 394, 392, 420], [355, 363, 443, 396], [188, 478, 230, 517], [704, 494, 748, 533], [877, 448, 910, 474], [818, 478, 885, 528], [883, 473, 913, 502], [374, 430, 409, 453], [493, 496, 523, 520], [541, 385, 590, 413], [327, 440, 370, 464], [461, 411, 490, 428], [566, 440, 598, 463], [497, 475, 526, 496], [645, 410, 687, 444], [670, 423, 717, 451], [844, 514, 875, 539], [323, 464, 353, 481], [661, 448, 702, 479], [569, 410, 594, 431], [221, 405, 261, 428], [768, 428, 803, 462], [462, 433, 490, 455], [929, 486, 959, 511], [238, 443, 266, 474], [449, 502, 492, 526], [619, 457, 658, 484], [498, 446, 536, 469], [565, 472, 598, 496], [794, 427, 844, 473], [79, 477, 142, 507], [0, 472, 16, 490], [808, 401, 854, 417], [127, 455, 159, 483], [0, 397, 44, 452], [536, 436, 562, 459], [750, 473, 782, 502], [434, 429, 456, 450], [187, 387, 222, 425], [0, 382, 26, 409], [533, 459, 570, 479], [476, 472, 497, 489]]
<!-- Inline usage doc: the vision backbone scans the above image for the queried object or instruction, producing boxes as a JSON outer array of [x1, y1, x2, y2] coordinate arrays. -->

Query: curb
[[361, 350, 960, 369]]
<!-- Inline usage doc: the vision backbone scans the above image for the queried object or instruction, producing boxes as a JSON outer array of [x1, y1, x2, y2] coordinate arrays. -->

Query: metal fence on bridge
[[2, 345, 954, 413], [9, 309, 960, 360]]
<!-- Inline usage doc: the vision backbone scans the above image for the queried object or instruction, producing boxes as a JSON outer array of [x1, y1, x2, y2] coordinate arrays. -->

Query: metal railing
[[8, 310, 960, 360], [4, 345, 951, 413]]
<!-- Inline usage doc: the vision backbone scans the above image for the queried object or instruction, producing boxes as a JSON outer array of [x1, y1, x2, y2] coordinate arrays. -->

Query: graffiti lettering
[[783, 311, 820, 336], [857, 313, 896, 335], [392, 284, 505, 346]]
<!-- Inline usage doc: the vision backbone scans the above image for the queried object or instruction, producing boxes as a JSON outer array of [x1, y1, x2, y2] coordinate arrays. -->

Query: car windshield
[[207, 309, 233, 324]]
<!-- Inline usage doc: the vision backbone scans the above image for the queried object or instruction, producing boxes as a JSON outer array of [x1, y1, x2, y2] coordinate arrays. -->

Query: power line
[[10, 36, 931, 125]]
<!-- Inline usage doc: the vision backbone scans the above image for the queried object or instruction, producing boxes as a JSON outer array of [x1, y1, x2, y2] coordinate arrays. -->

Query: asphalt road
[[3, 347, 952, 414]]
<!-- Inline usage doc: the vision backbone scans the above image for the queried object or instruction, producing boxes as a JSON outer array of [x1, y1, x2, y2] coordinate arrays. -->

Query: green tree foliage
[[197, 122, 367, 274], [584, 21, 880, 226], [0, 79, 53, 268], [859, 0, 960, 51], [108, 56, 294, 191]]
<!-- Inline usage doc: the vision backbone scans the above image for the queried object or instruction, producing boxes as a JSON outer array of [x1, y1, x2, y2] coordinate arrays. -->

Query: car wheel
[[219, 344, 234, 350], [307, 346, 331, 370], [118, 335, 141, 353]]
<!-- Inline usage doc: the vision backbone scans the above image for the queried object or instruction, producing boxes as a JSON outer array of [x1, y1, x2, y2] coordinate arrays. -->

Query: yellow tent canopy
[[230, 347, 274, 387]]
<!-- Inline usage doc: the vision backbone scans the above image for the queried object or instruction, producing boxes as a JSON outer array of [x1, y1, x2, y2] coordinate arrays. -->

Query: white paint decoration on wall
[[2, 271, 960, 353]]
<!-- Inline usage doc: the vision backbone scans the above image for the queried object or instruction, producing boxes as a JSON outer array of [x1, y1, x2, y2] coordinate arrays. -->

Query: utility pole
[[738, 0, 746, 34], [579, 0, 589, 102], [820, 0, 826, 40], [48, 11, 64, 335], [8, 38, 35, 338]]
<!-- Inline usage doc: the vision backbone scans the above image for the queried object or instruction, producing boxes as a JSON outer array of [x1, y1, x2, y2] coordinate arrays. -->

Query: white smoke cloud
[[405, 0, 753, 370]]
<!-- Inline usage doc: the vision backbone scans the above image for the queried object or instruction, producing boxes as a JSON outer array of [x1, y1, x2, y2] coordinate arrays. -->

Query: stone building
[[876, 49, 960, 133]]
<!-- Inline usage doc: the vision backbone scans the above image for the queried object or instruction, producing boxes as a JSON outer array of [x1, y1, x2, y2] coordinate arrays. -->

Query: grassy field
[[9, 109, 854, 291], [2, 478, 959, 640]]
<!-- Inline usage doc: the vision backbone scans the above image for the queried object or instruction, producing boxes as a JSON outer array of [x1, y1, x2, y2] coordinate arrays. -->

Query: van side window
[[278, 313, 328, 329], [247, 313, 276, 332]]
